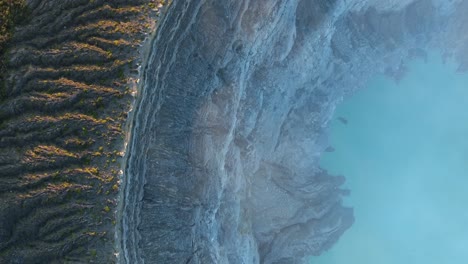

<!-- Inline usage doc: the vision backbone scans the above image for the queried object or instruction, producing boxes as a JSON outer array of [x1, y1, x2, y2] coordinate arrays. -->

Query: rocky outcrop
[[120, 0, 468, 263]]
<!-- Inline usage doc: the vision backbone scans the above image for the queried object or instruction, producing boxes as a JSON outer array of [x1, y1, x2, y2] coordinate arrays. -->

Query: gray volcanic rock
[[120, 0, 468, 263]]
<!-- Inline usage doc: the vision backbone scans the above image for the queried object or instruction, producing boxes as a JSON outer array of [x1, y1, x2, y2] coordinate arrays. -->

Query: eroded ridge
[[0, 0, 162, 262]]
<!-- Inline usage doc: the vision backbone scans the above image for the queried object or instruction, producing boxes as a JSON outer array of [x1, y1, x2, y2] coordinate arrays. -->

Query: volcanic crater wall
[[120, 0, 468, 263], [1, 0, 468, 263]]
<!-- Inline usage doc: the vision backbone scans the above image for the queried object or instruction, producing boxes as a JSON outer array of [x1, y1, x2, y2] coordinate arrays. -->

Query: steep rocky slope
[[0, 0, 163, 262], [120, 0, 468, 263]]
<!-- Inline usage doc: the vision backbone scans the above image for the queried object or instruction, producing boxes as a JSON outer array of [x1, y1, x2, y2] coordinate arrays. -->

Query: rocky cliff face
[[120, 0, 468, 263]]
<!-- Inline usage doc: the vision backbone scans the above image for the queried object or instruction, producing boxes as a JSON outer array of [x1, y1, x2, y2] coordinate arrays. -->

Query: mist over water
[[312, 53, 468, 263]]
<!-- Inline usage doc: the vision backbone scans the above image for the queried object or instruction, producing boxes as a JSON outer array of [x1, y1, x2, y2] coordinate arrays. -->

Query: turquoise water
[[312, 53, 468, 264]]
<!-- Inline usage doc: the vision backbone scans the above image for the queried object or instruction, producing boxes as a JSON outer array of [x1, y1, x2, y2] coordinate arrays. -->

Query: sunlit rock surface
[[120, 0, 468, 263]]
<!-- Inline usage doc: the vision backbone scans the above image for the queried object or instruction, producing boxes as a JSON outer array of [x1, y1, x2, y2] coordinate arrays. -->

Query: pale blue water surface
[[312, 53, 468, 263]]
